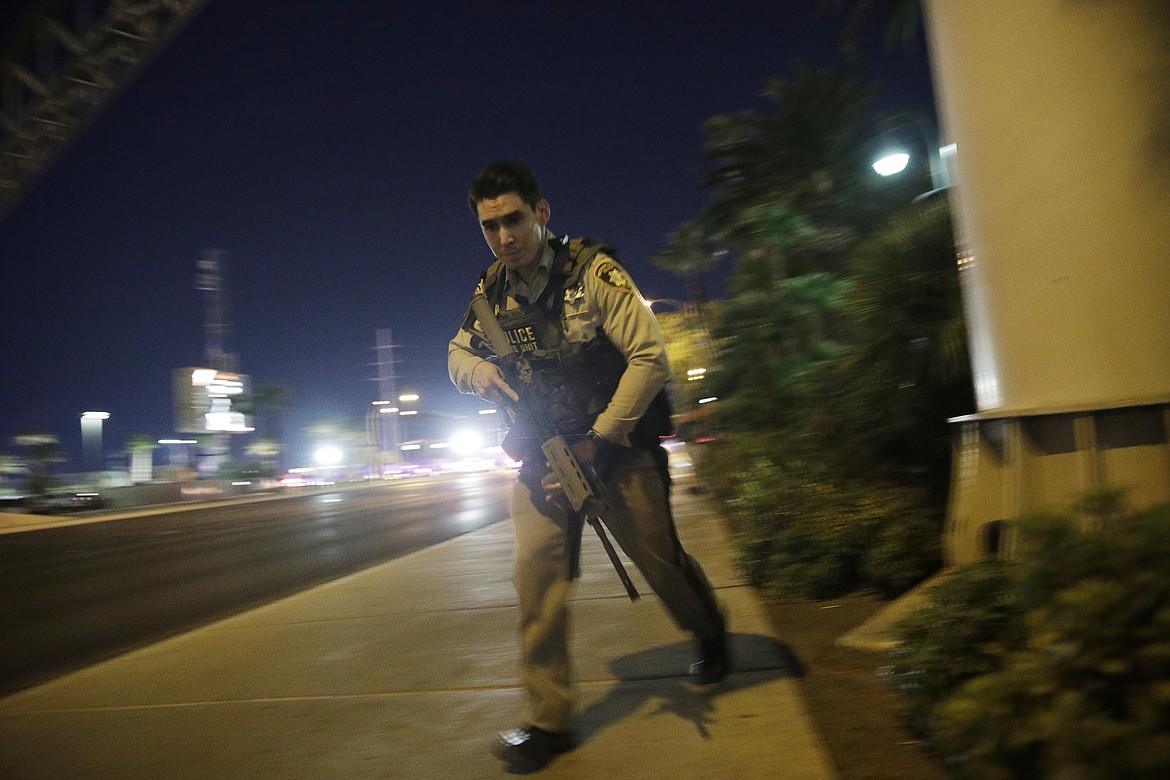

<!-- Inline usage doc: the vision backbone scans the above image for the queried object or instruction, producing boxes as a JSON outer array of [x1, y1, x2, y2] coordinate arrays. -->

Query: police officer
[[448, 161, 729, 773]]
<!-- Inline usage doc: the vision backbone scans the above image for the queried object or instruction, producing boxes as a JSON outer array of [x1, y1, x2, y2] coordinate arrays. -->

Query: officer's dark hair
[[468, 160, 543, 214]]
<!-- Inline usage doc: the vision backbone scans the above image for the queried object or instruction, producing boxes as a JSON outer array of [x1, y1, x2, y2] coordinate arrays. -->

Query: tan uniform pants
[[511, 446, 723, 732]]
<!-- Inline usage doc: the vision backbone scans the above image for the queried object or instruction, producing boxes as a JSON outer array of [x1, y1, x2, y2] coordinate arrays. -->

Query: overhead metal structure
[[0, 0, 210, 220]]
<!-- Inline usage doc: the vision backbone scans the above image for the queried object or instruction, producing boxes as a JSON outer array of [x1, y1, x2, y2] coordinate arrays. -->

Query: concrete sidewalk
[[0, 465, 837, 779]]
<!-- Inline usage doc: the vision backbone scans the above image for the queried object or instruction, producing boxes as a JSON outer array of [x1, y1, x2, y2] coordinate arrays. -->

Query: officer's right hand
[[571, 430, 623, 481], [540, 471, 570, 508], [471, 361, 519, 406]]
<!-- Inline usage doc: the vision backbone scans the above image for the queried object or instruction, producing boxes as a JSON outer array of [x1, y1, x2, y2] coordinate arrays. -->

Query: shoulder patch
[[593, 259, 634, 292]]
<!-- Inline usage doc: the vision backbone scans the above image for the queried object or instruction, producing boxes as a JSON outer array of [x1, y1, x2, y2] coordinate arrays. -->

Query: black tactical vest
[[468, 236, 672, 454]]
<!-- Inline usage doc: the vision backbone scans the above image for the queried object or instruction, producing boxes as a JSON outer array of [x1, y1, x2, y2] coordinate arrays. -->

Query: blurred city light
[[314, 445, 342, 466], [180, 368, 253, 433], [449, 430, 484, 455], [643, 298, 687, 311]]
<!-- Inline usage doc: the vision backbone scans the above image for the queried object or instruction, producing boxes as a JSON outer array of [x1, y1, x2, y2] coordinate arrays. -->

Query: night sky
[[0, 0, 936, 472]]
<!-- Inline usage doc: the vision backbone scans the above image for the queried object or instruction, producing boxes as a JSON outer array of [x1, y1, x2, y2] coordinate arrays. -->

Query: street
[[0, 473, 513, 696]]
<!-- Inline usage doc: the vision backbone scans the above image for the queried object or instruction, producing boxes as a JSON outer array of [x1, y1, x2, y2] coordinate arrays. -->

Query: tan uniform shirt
[[448, 237, 670, 446]]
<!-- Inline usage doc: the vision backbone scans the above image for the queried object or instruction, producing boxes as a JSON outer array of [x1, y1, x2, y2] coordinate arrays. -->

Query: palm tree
[[13, 430, 64, 495], [701, 60, 885, 270], [650, 220, 724, 305], [821, 0, 925, 54], [687, 61, 891, 430]]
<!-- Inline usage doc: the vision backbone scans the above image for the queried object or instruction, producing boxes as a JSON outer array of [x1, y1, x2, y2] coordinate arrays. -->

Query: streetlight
[[871, 118, 953, 198], [873, 145, 949, 193], [395, 394, 422, 448], [872, 152, 911, 177], [80, 411, 109, 473], [367, 400, 403, 475]]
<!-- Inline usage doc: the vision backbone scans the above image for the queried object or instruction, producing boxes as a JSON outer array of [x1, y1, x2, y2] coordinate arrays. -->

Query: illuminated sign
[[172, 367, 254, 433]]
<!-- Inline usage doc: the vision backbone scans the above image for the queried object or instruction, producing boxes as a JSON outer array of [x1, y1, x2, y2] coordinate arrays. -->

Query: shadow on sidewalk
[[575, 632, 802, 741]]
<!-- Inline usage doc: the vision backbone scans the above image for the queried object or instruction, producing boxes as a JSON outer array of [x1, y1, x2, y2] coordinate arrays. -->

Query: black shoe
[[689, 627, 731, 685], [493, 725, 575, 773]]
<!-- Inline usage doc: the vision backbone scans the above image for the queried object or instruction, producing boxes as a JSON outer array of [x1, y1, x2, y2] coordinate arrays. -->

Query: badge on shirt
[[594, 259, 634, 292]]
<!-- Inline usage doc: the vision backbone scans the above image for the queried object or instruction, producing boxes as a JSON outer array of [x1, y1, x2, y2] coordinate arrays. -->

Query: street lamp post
[[80, 411, 109, 473], [395, 393, 426, 463], [367, 400, 403, 476]]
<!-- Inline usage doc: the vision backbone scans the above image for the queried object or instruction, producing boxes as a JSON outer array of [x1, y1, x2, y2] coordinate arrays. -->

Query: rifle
[[469, 294, 640, 601]]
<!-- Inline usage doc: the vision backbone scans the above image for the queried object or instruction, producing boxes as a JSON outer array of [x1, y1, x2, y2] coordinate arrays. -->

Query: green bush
[[861, 494, 943, 597], [882, 560, 1026, 737], [747, 476, 881, 600], [698, 432, 940, 600], [887, 499, 1170, 779]]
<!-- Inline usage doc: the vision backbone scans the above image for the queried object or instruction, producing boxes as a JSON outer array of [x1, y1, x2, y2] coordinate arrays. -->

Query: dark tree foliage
[[806, 198, 974, 502], [666, 53, 968, 601]]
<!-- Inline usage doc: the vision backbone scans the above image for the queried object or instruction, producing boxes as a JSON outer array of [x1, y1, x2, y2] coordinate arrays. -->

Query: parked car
[[24, 492, 107, 515]]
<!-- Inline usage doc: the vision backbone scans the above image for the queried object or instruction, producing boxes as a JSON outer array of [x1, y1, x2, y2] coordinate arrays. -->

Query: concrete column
[[923, 1, 1170, 563], [924, 0, 1170, 413]]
